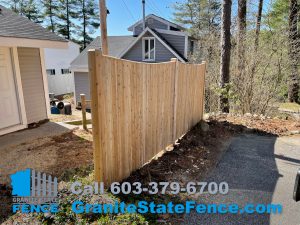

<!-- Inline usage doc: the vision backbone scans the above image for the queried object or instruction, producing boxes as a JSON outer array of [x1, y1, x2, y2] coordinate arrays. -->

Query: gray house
[[70, 14, 195, 105]]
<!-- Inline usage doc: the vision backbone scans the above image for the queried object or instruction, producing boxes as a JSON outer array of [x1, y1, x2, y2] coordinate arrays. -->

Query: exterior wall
[[18, 47, 47, 124], [122, 33, 176, 63], [74, 72, 90, 104], [134, 18, 168, 36], [44, 41, 80, 95], [159, 33, 185, 56]]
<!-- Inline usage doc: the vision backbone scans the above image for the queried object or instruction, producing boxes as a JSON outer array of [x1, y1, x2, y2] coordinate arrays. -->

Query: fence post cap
[[171, 58, 178, 62], [80, 94, 85, 96]]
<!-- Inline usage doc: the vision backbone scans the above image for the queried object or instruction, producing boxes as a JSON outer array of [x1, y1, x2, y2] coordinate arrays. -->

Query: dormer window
[[170, 26, 180, 31], [142, 37, 155, 61]]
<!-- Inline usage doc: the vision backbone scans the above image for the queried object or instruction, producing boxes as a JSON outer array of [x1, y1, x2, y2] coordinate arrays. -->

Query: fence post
[[171, 58, 178, 140], [81, 94, 87, 130], [88, 49, 102, 182], [201, 61, 207, 119]]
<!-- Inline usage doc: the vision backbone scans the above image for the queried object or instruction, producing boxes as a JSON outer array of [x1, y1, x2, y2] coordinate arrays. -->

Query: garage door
[[0, 47, 21, 130]]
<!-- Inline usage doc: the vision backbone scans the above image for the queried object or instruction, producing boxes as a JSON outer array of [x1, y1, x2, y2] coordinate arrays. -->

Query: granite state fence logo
[[10, 169, 59, 213]]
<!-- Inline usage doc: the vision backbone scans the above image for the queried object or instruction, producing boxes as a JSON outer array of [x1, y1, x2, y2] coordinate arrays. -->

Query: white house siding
[[18, 47, 47, 124], [44, 41, 80, 96], [74, 72, 90, 103]]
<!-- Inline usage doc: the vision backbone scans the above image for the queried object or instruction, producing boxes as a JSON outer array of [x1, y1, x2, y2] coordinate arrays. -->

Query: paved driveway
[[183, 134, 300, 225]]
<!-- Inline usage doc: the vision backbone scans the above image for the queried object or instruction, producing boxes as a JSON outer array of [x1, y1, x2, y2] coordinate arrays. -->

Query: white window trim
[[142, 37, 156, 62]]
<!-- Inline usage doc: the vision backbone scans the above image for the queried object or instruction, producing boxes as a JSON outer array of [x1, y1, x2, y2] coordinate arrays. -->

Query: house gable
[[122, 31, 176, 62], [120, 28, 186, 63]]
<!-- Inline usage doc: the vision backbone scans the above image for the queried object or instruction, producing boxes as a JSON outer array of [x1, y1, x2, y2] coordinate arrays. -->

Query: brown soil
[[0, 130, 93, 185], [218, 114, 300, 136]]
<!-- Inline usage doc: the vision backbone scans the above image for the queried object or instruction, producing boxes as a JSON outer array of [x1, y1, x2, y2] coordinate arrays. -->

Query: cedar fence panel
[[88, 49, 206, 184]]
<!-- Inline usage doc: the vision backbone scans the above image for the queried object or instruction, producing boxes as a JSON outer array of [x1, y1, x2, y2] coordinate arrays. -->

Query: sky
[[99, 0, 272, 37], [103, 0, 185, 36]]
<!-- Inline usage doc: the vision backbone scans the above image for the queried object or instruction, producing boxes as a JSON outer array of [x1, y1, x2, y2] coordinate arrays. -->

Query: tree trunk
[[66, 0, 70, 40], [246, 0, 263, 113], [83, 0, 86, 48], [49, 0, 55, 33], [254, 0, 263, 52], [288, 0, 299, 103], [220, 0, 232, 113], [237, 0, 246, 77]]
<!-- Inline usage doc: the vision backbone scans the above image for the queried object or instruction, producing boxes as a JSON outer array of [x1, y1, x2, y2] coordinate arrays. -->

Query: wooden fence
[[88, 49, 206, 184]]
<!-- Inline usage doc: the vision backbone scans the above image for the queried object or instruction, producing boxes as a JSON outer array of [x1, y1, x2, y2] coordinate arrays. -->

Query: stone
[[203, 113, 210, 120], [200, 120, 209, 132], [244, 113, 252, 117]]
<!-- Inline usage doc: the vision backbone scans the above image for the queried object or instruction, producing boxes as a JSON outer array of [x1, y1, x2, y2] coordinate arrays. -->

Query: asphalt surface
[[183, 134, 300, 225]]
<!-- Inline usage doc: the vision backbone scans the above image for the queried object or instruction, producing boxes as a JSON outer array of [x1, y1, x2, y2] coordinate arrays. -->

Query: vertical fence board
[[89, 51, 206, 184]]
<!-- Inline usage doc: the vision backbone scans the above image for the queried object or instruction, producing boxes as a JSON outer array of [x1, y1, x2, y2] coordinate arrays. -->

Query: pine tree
[[0, 0, 20, 13], [42, 0, 59, 33], [1, 0, 42, 23], [56, 0, 78, 40], [21, 0, 43, 23], [77, 0, 100, 49], [173, 0, 221, 38]]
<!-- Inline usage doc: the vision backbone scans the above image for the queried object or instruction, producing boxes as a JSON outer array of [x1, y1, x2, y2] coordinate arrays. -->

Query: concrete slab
[[0, 122, 71, 150]]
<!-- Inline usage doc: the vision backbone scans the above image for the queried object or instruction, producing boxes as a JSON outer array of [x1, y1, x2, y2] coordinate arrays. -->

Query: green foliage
[[1, 0, 43, 23], [1, 0, 100, 49], [267, 0, 290, 29], [41, 0, 59, 33], [173, 0, 221, 38], [76, 0, 100, 49], [56, 0, 78, 40], [21, 0, 43, 23]]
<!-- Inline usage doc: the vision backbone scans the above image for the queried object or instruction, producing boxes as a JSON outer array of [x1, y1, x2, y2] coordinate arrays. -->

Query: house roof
[[70, 36, 137, 70], [151, 29, 188, 62], [0, 5, 67, 44], [128, 14, 185, 32]]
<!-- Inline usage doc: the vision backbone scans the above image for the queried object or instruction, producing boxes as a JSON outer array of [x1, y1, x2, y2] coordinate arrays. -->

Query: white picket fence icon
[[31, 170, 58, 197]]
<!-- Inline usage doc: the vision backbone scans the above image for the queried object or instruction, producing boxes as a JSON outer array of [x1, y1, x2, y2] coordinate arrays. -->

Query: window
[[142, 37, 155, 61], [46, 69, 55, 75], [170, 26, 180, 31], [61, 69, 70, 74]]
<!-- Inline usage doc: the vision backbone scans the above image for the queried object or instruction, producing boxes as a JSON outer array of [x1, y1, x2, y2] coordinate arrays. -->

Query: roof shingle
[[0, 5, 67, 42], [71, 36, 136, 68]]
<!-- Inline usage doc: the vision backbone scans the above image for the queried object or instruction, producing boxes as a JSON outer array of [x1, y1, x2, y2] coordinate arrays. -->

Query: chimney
[[142, 0, 146, 30]]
